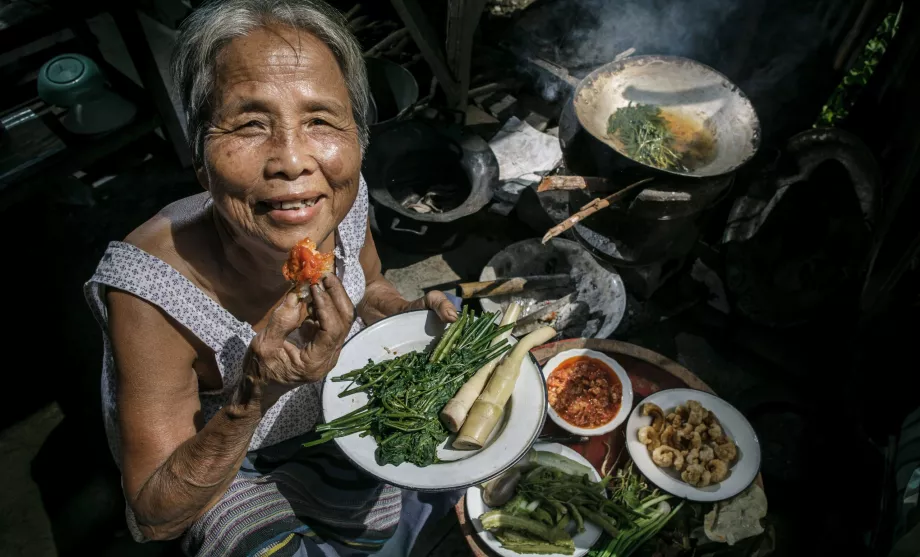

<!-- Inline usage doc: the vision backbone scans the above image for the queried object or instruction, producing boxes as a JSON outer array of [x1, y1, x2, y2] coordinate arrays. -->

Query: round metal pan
[[573, 55, 761, 178]]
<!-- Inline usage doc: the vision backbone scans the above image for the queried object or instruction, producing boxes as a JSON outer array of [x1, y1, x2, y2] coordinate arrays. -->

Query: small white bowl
[[541, 348, 633, 436]]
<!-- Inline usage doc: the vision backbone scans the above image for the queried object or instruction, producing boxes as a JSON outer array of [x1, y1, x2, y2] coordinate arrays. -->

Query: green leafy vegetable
[[479, 455, 681, 556], [304, 307, 513, 467], [607, 103, 685, 171], [588, 464, 684, 557], [817, 7, 901, 127]]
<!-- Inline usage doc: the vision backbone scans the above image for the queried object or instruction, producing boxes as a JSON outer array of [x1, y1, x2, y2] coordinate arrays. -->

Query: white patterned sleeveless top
[[84, 178, 370, 464]]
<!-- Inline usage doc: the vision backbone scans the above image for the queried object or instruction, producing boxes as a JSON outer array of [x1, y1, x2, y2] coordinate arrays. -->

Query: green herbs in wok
[[304, 307, 513, 467], [607, 103, 686, 172]]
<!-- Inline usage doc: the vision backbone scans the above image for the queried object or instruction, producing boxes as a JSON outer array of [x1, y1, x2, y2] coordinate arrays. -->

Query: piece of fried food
[[282, 237, 335, 299]]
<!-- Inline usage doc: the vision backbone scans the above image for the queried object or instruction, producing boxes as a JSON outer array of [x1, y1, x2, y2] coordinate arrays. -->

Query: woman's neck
[[211, 207, 291, 300]]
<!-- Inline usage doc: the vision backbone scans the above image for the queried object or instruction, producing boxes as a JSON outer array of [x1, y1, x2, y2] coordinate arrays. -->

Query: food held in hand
[[546, 356, 623, 429], [282, 237, 335, 298], [636, 399, 739, 488]]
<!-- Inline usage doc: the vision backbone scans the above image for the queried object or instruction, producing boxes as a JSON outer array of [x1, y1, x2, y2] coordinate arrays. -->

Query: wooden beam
[[445, 0, 487, 109], [110, 8, 193, 168], [390, 0, 462, 106]]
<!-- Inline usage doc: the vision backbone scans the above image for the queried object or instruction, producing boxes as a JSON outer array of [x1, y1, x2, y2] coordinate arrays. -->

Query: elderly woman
[[84, 1, 460, 555]]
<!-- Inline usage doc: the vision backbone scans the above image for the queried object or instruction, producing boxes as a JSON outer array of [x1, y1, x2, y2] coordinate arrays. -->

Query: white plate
[[625, 388, 761, 502], [321, 310, 547, 491], [465, 443, 603, 557], [541, 349, 633, 436]]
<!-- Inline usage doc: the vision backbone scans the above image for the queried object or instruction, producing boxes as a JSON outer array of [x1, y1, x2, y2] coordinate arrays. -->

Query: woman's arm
[[357, 219, 458, 325], [108, 275, 356, 541], [108, 289, 262, 541]]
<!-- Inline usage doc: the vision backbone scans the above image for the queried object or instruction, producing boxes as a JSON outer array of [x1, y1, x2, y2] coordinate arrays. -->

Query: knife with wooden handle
[[457, 274, 571, 299], [512, 293, 576, 336]]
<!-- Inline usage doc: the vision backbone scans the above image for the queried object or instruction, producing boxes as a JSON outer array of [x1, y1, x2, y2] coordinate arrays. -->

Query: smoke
[[503, 0, 865, 142], [505, 0, 741, 73]]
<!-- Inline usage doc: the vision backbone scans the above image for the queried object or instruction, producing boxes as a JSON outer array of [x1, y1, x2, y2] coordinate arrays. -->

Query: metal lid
[[37, 53, 105, 107], [44, 56, 86, 84]]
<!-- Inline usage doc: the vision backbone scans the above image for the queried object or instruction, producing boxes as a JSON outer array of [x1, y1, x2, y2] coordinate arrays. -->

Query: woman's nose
[[265, 131, 319, 180]]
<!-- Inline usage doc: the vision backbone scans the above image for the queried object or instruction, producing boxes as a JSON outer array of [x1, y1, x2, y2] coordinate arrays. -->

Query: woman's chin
[[261, 223, 333, 253]]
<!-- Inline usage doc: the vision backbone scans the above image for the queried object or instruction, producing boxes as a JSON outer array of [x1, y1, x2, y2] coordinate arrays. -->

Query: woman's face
[[200, 25, 361, 253]]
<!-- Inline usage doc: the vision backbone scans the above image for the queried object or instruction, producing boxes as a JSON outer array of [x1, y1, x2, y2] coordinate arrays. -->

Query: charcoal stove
[[363, 119, 498, 253], [554, 56, 760, 297]]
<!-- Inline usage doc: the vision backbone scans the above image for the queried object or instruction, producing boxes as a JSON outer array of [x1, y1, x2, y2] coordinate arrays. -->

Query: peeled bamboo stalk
[[453, 326, 557, 449], [440, 303, 523, 432], [541, 178, 653, 244]]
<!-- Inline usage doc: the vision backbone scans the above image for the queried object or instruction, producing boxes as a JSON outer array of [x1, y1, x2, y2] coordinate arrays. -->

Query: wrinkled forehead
[[213, 25, 349, 105]]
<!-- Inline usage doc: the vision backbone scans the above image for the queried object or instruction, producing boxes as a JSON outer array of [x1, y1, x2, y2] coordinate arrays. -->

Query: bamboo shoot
[[453, 326, 556, 449], [440, 303, 523, 432]]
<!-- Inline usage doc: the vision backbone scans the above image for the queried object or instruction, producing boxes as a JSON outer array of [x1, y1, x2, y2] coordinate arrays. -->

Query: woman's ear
[[195, 165, 210, 192]]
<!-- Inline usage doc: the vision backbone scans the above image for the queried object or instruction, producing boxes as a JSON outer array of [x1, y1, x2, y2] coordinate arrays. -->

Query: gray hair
[[171, 0, 369, 166]]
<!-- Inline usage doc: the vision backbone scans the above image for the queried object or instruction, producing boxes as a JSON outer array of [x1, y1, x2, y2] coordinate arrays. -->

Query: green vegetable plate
[[319, 310, 548, 490], [466, 443, 603, 557]]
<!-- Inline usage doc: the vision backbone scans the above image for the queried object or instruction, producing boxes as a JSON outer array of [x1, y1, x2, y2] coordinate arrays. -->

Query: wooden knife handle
[[458, 274, 571, 298]]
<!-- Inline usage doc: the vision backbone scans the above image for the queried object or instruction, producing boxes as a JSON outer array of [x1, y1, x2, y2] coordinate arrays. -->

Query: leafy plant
[[304, 307, 513, 467], [817, 6, 902, 127], [607, 104, 686, 171]]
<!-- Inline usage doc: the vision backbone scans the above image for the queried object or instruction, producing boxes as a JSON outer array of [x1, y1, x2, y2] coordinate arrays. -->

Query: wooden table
[[454, 337, 729, 557]]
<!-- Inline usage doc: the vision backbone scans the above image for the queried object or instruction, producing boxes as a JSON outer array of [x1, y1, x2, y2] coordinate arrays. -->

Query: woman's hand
[[403, 290, 460, 323], [239, 274, 355, 412]]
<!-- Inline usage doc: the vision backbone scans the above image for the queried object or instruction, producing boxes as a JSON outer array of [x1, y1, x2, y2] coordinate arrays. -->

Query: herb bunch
[[304, 307, 513, 467], [607, 103, 686, 172]]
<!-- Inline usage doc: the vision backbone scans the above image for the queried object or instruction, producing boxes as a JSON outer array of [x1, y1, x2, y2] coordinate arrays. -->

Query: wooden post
[[110, 7, 193, 168], [446, 0, 487, 109], [390, 0, 462, 106]]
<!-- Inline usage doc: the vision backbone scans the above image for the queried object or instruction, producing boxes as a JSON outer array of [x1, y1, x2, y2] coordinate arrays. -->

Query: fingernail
[[285, 292, 300, 307]]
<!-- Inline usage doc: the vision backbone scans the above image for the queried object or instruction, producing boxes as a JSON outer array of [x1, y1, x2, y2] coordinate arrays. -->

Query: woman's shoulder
[[123, 192, 214, 273]]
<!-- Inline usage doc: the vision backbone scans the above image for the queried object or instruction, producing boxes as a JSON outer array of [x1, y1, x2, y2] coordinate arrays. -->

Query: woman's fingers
[[424, 291, 459, 323], [309, 283, 341, 333], [322, 274, 356, 324], [256, 291, 306, 352]]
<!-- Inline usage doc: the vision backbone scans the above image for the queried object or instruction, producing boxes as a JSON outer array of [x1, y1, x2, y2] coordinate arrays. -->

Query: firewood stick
[[537, 176, 611, 193], [401, 53, 423, 68], [343, 4, 361, 20], [541, 178, 654, 244], [365, 28, 409, 56], [384, 35, 411, 57], [348, 14, 370, 31]]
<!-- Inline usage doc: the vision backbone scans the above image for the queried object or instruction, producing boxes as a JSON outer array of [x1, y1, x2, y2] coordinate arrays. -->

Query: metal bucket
[[364, 57, 419, 128]]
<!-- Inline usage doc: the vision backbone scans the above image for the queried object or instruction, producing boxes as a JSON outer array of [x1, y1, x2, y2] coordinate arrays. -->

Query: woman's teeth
[[270, 199, 318, 210]]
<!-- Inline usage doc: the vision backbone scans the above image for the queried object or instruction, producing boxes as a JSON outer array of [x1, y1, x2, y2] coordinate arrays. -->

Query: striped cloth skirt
[[181, 432, 461, 557]]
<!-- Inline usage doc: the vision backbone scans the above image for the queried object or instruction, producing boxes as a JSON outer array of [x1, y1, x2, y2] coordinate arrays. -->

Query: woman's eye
[[309, 118, 329, 127], [242, 120, 265, 129]]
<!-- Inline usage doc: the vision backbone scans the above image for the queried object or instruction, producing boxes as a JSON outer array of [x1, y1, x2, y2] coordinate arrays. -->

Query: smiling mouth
[[257, 196, 324, 212]]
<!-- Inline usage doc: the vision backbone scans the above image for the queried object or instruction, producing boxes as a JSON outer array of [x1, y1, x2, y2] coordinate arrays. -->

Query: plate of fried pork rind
[[625, 388, 761, 502]]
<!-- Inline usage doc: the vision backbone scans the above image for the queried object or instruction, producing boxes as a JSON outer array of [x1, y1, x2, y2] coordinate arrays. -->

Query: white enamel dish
[[465, 443, 603, 557], [321, 310, 547, 491], [625, 388, 761, 502], [542, 349, 633, 436]]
